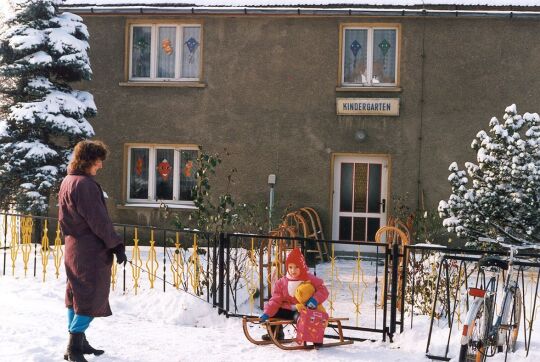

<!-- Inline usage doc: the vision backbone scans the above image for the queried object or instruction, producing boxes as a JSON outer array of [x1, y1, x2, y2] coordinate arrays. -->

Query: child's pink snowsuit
[[263, 273, 329, 317]]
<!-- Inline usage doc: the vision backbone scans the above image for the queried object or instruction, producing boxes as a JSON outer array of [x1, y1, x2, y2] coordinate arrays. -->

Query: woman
[[58, 140, 126, 362]]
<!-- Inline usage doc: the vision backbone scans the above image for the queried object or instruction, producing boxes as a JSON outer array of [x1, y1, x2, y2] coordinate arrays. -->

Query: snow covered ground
[[1, 247, 539, 361]]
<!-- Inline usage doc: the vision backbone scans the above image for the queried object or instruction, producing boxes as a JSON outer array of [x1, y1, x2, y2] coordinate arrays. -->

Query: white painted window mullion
[[149, 147, 156, 201], [128, 26, 134, 80], [367, 29, 374, 86], [175, 26, 181, 79], [126, 147, 132, 201], [173, 148, 180, 200], [150, 25, 157, 79], [179, 25, 185, 79], [341, 27, 346, 85]]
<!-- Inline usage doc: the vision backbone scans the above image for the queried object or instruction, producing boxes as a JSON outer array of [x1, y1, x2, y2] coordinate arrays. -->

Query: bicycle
[[458, 244, 522, 362]]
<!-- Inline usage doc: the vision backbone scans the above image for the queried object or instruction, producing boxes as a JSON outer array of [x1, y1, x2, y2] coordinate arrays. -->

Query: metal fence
[[402, 245, 540, 361], [224, 233, 393, 342], [2, 211, 539, 352]]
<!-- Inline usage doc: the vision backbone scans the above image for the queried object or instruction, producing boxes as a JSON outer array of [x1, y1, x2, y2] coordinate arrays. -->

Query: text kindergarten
[[337, 98, 400, 116]]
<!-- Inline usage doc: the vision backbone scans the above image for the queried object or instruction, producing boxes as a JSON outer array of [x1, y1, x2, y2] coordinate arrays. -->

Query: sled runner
[[242, 316, 354, 350]]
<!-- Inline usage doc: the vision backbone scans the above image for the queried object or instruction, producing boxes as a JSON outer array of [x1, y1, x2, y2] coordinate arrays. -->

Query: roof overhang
[[58, 5, 540, 18]]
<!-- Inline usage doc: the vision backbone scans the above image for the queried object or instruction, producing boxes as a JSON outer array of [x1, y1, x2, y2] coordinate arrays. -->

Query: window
[[129, 23, 202, 81], [340, 25, 399, 87], [127, 145, 198, 205]]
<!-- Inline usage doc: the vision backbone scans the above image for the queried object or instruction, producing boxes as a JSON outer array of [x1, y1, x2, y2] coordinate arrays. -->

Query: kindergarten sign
[[337, 98, 399, 116]]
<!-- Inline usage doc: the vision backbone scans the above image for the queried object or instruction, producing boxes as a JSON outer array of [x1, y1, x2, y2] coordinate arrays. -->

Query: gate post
[[389, 239, 399, 341], [217, 232, 226, 314]]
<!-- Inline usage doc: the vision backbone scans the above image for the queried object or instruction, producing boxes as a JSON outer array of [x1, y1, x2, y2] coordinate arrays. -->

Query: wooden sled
[[242, 316, 354, 350]]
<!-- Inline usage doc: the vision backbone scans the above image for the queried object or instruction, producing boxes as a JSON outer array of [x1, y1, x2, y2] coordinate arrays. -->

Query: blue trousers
[[67, 308, 93, 333]]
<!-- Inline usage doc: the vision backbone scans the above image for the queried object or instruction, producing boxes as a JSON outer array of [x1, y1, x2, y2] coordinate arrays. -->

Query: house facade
[[58, 1, 540, 244]]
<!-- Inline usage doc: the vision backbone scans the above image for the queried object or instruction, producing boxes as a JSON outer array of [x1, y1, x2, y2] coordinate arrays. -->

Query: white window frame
[[126, 145, 199, 206], [340, 25, 399, 87], [129, 23, 201, 82]]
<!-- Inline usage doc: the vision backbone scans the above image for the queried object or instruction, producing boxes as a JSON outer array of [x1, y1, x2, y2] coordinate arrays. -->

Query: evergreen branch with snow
[[0, 0, 95, 214], [439, 104, 540, 246]]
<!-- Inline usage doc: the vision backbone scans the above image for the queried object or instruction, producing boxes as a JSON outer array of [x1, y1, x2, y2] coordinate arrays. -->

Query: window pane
[[157, 26, 176, 78], [367, 164, 382, 213], [339, 163, 353, 212], [343, 29, 368, 84], [339, 217, 352, 241], [131, 26, 151, 78], [353, 217, 366, 241], [353, 163, 368, 213], [179, 150, 197, 201], [129, 148, 149, 199], [155, 149, 174, 200], [367, 218, 380, 242], [182, 27, 201, 78], [372, 29, 396, 84]]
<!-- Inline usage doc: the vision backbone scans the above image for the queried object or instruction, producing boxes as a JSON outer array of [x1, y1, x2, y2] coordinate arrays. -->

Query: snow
[[16, 140, 58, 160], [59, 1, 540, 8], [0, 120, 7, 137], [1, 246, 540, 361]]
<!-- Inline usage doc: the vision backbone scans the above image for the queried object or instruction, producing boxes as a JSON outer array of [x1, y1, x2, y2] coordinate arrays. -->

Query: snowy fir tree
[[0, 0, 95, 214], [438, 105, 540, 246]]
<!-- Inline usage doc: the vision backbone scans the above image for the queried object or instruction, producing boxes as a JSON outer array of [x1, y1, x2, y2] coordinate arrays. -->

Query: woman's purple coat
[[58, 170, 122, 317]]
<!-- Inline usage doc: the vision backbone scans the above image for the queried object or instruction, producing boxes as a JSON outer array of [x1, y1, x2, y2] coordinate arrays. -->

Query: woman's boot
[[67, 332, 88, 362], [64, 333, 104, 360], [82, 333, 104, 355]]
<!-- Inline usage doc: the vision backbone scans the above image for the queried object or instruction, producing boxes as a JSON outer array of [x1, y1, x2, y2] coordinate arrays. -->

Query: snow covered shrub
[[439, 105, 540, 246], [405, 251, 465, 318], [0, 0, 95, 214]]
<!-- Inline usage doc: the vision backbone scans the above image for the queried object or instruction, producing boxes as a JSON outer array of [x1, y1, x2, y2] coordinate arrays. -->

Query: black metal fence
[[403, 245, 540, 361], [2, 212, 540, 354], [224, 233, 393, 342]]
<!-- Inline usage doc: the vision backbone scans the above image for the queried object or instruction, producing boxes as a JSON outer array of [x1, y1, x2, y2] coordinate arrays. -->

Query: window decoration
[[185, 37, 199, 64], [132, 27, 151, 78], [127, 146, 198, 204], [129, 148, 149, 200], [341, 25, 398, 87], [135, 156, 144, 177], [130, 24, 201, 81], [161, 39, 174, 55], [350, 39, 362, 68], [157, 159, 172, 181], [183, 160, 193, 177]]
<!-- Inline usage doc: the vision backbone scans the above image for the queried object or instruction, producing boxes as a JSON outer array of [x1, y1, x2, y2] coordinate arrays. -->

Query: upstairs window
[[129, 23, 202, 81], [340, 25, 399, 87], [127, 145, 198, 205]]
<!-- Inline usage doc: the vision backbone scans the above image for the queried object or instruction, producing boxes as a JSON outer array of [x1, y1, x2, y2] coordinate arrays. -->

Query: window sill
[[336, 86, 402, 92], [117, 203, 197, 210], [119, 81, 207, 88]]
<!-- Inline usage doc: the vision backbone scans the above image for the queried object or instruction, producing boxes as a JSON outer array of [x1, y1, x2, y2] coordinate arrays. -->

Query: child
[[259, 248, 329, 340]]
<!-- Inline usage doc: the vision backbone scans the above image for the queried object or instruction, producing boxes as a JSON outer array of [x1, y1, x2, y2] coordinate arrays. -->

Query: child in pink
[[259, 248, 329, 340]]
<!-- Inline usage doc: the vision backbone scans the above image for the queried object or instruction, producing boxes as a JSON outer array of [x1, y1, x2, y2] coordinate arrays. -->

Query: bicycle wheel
[[507, 287, 522, 353], [459, 297, 493, 362]]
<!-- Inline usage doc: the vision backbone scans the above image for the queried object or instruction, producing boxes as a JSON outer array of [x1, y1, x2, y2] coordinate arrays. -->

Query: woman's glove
[[306, 297, 318, 309], [259, 313, 269, 322], [112, 243, 127, 265]]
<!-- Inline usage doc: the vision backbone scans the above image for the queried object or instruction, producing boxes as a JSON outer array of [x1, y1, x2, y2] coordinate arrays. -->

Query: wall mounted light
[[354, 129, 367, 142]]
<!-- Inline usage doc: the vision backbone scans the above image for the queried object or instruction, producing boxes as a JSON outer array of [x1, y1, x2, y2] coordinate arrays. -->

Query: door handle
[[380, 199, 386, 213]]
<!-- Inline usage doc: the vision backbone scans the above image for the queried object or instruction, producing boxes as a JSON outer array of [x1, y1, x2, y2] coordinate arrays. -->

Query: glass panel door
[[332, 155, 388, 245]]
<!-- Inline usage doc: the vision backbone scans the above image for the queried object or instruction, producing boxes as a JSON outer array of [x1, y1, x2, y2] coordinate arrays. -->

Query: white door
[[332, 155, 389, 251]]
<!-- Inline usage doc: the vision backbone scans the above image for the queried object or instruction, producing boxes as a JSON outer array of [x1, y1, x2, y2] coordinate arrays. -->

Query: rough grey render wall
[[72, 15, 540, 237]]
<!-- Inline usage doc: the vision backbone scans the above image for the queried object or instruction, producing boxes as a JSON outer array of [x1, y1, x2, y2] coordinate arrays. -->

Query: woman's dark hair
[[68, 140, 109, 173]]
